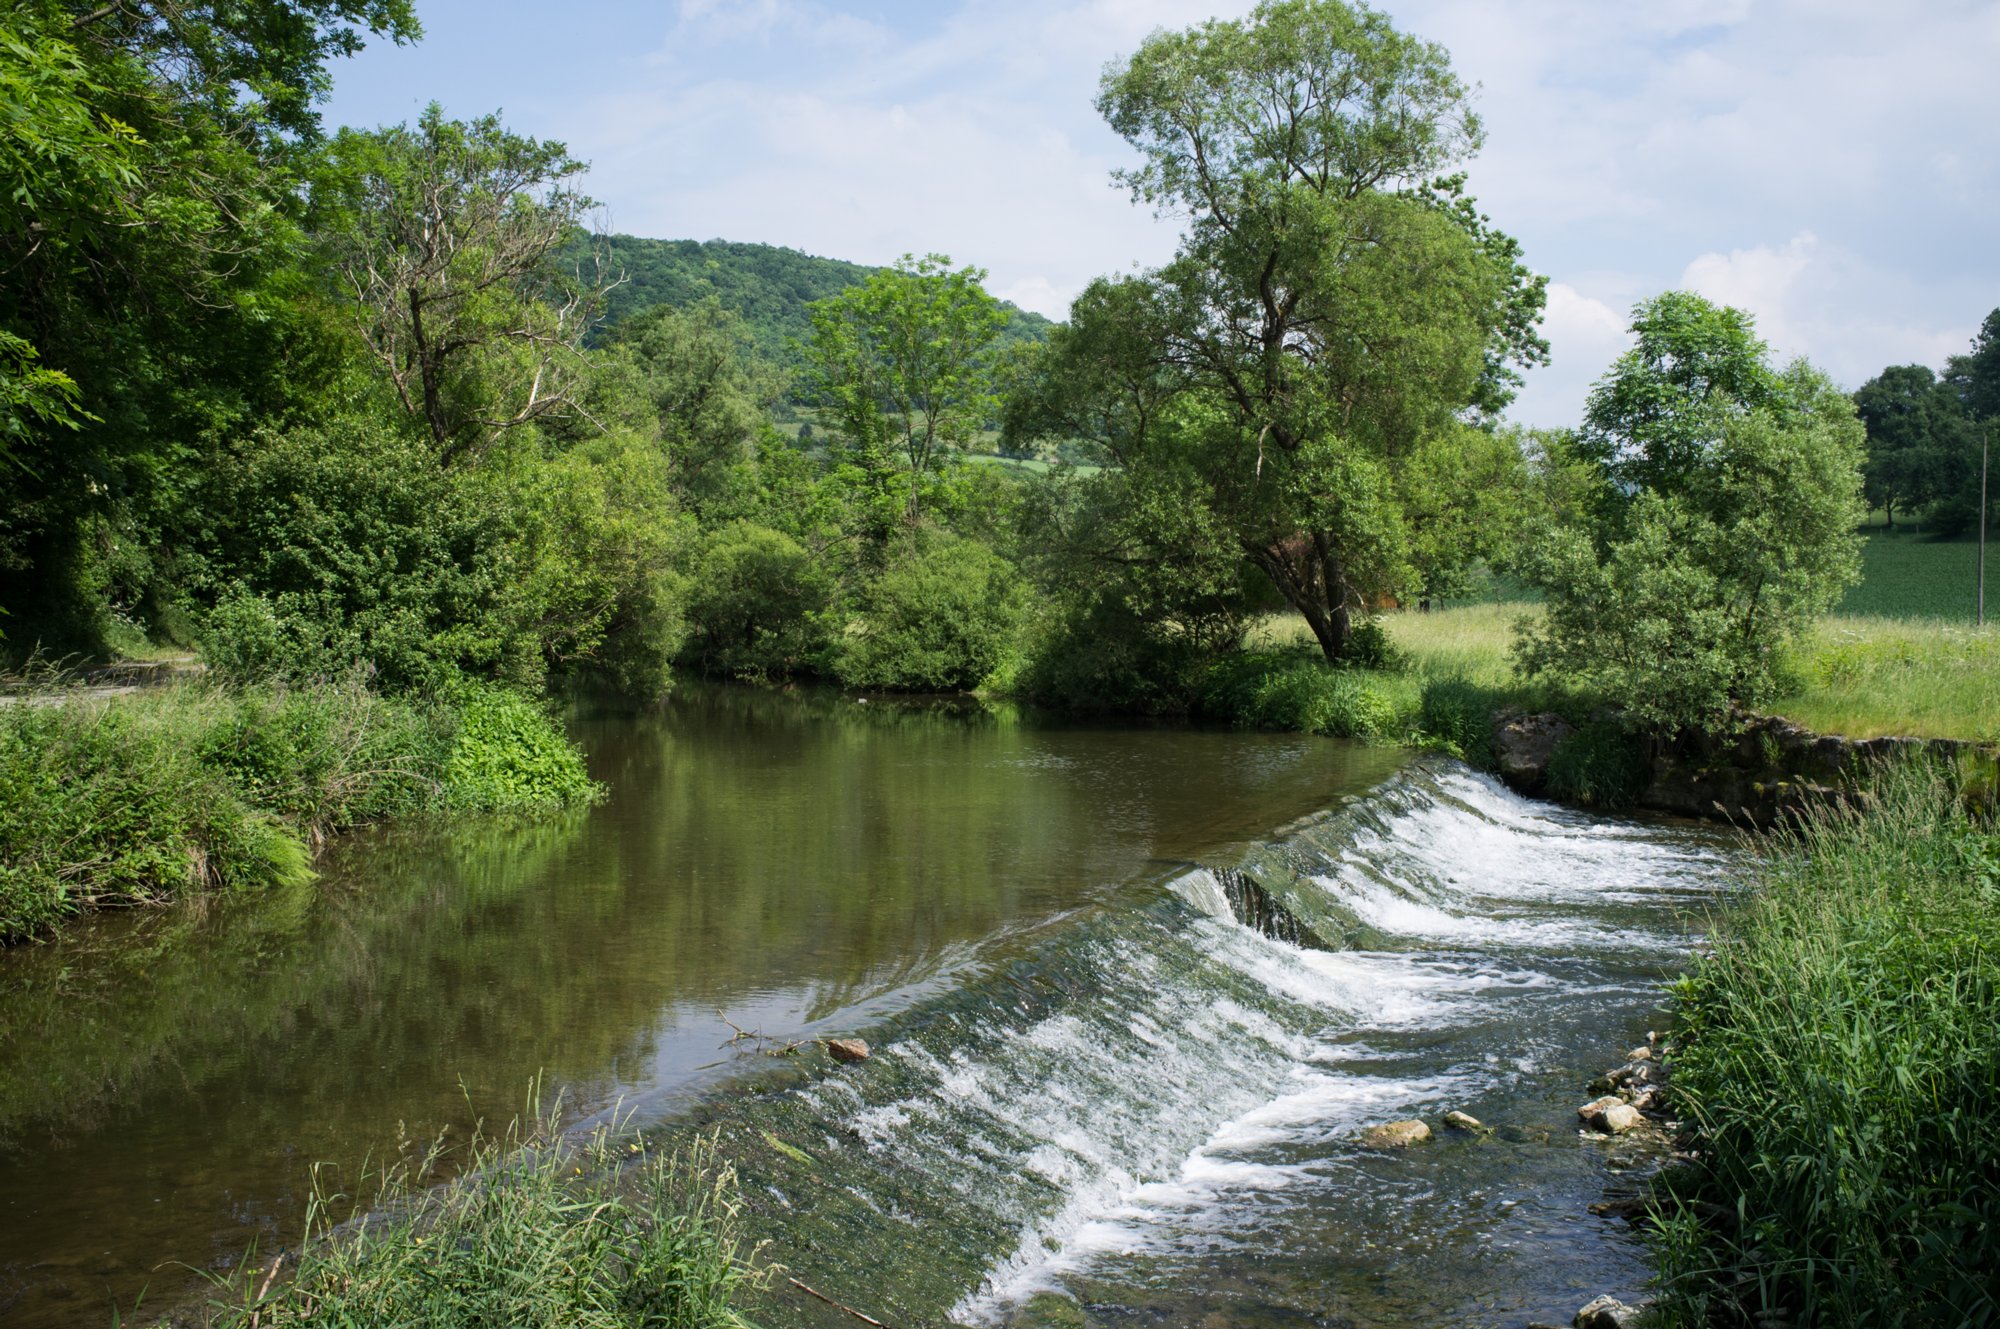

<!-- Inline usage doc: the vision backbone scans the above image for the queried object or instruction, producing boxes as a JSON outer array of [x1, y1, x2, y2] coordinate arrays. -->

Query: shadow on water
[[0, 681, 1407, 1326]]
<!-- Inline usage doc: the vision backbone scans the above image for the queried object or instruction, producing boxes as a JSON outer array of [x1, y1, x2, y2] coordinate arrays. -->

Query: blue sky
[[322, 0, 2000, 426]]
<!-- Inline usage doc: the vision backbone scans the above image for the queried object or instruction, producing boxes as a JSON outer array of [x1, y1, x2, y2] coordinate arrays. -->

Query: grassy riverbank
[[191, 1103, 755, 1329], [0, 681, 599, 941], [1648, 775, 2000, 1326], [1242, 604, 1999, 745]]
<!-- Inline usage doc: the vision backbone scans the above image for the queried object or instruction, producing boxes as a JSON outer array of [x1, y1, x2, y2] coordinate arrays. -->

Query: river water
[[0, 685, 1731, 1327]]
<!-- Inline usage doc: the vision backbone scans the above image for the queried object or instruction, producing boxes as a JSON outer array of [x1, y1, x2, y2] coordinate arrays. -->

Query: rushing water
[[0, 685, 1730, 1328]]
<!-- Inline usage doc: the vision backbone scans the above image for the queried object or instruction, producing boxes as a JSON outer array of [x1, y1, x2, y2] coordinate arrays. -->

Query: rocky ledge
[[1495, 708, 1998, 827]]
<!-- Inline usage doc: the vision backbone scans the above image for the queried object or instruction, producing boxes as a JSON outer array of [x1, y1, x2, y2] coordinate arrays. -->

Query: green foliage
[[1852, 363, 1979, 529], [441, 684, 603, 813], [805, 254, 1011, 531], [207, 1105, 755, 1329], [593, 235, 1052, 393], [1417, 677, 1499, 765], [1016, 0, 1546, 664], [1542, 719, 1648, 808], [1198, 649, 1410, 740], [1517, 298, 1867, 732], [0, 678, 597, 938], [682, 522, 834, 680], [320, 104, 603, 464], [835, 535, 1031, 692], [193, 418, 545, 693], [1651, 775, 2000, 1328]]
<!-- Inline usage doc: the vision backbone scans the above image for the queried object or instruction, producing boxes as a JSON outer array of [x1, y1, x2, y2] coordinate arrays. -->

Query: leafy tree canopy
[[1014, 0, 1546, 663]]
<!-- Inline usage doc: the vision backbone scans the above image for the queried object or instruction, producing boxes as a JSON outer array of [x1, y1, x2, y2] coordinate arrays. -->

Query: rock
[[825, 1037, 871, 1063], [1578, 1097, 1644, 1134], [1441, 1110, 1487, 1133], [1574, 1294, 1645, 1328], [1494, 711, 1577, 795], [1626, 1045, 1653, 1062], [1357, 1119, 1431, 1149]]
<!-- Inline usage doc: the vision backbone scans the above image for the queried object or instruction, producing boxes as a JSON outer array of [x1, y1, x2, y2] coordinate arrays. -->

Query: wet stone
[[1574, 1294, 1646, 1328], [1357, 1119, 1431, 1149], [1442, 1110, 1487, 1133], [825, 1038, 871, 1063]]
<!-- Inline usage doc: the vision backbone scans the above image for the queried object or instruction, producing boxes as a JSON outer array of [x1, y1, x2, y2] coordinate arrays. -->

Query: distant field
[[963, 454, 1105, 479], [1837, 526, 1987, 621]]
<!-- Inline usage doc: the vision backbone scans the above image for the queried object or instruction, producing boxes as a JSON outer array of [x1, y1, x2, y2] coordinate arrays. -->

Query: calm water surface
[[0, 685, 1405, 1326]]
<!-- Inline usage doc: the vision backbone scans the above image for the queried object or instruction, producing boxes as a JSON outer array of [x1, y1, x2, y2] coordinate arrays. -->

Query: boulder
[[825, 1038, 871, 1063], [1494, 712, 1577, 795], [1358, 1119, 1431, 1149], [1574, 1295, 1646, 1329], [1441, 1110, 1487, 1133]]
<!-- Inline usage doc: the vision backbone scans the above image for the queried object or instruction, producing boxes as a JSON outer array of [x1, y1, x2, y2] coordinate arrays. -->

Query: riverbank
[[1645, 772, 2000, 1326], [0, 679, 600, 941]]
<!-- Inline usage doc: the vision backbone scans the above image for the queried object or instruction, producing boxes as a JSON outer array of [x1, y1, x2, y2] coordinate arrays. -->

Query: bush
[[1, 692, 315, 939], [1014, 597, 1217, 715], [682, 521, 834, 680], [835, 534, 1030, 692], [0, 680, 599, 939], [441, 684, 603, 813], [1650, 774, 2000, 1327], [204, 1101, 756, 1329], [1199, 650, 1407, 740], [1417, 677, 1498, 766]]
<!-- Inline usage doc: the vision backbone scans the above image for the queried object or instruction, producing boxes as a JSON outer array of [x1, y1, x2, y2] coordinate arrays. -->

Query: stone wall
[[1495, 709, 1999, 826]]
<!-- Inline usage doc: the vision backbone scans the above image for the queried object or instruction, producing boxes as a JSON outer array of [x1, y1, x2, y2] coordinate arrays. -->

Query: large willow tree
[[1021, 0, 1545, 661]]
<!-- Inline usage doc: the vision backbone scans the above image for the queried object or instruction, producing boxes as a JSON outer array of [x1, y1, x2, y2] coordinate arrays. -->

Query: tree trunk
[[1249, 531, 1352, 663]]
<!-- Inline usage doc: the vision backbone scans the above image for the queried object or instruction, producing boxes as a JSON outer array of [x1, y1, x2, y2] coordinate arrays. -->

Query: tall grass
[[191, 1098, 758, 1329], [0, 679, 601, 940], [1649, 772, 2000, 1327], [1773, 616, 2000, 741]]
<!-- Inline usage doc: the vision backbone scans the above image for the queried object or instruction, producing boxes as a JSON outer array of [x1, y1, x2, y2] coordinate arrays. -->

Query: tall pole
[[1980, 425, 1989, 628]]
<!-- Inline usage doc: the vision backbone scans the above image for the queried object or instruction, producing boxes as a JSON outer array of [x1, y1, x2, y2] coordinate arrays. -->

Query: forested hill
[[594, 235, 1057, 371]]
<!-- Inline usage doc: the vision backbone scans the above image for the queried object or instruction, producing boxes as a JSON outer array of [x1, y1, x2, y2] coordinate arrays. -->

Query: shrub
[[0, 694, 311, 938], [835, 534, 1029, 692], [1651, 774, 2000, 1327], [441, 684, 603, 813], [1417, 677, 1498, 766], [682, 521, 834, 680], [1200, 650, 1406, 740]]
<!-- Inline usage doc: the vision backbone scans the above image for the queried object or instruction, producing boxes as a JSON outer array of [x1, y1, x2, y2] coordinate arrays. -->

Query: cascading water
[[693, 761, 1732, 1329]]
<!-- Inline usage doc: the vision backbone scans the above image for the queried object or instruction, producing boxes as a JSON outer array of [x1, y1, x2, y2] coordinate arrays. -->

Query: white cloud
[[323, 0, 2000, 425]]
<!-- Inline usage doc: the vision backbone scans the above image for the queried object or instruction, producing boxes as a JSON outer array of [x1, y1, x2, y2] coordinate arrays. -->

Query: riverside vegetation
[[4, 0, 1998, 1325]]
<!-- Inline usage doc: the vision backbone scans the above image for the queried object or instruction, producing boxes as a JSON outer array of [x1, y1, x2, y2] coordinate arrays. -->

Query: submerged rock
[[1574, 1294, 1646, 1328], [1358, 1119, 1431, 1149], [825, 1037, 871, 1063]]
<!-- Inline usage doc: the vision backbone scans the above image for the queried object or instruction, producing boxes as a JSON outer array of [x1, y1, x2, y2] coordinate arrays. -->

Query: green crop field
[[1838, 525, 1988, 621]]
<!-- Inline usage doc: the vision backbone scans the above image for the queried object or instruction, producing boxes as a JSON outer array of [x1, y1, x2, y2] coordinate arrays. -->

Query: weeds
[[1649, 771, 2000, 1327], [189, 1093, 759, 1329]]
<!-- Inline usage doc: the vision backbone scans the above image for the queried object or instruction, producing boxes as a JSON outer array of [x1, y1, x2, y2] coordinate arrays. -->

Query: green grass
[[1648, 774, 2000, 1327], [0, 679, 601, 940], [190, 1096, 757, 1329]]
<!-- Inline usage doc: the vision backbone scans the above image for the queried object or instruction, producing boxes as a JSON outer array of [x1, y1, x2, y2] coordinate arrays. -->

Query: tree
[[1016, 0, 1546, 663], [803, 254, 1008, 530], [1851, 364, 1972, 528], [1517, 296, 1865, 732], [1, 0, 415, 651], [320, 106, 608, 466]]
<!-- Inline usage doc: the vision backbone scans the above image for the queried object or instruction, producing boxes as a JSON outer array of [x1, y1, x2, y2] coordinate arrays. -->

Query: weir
[[677, 763, 1731, 1328]]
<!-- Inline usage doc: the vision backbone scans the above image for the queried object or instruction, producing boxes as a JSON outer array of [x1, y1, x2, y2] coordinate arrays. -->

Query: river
[[0, 684, 1731, 1327]]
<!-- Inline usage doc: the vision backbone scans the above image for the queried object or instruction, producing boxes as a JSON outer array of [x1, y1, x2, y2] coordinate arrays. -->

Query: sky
[[321, 0, 2000, 427]]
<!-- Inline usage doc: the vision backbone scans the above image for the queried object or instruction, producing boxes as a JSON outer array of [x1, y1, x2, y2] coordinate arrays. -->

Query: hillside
[[594, 235, 1057, 379]]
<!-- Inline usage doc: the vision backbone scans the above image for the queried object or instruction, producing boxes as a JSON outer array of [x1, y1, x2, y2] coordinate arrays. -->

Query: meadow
[[1243, 525, 2000, 743]]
